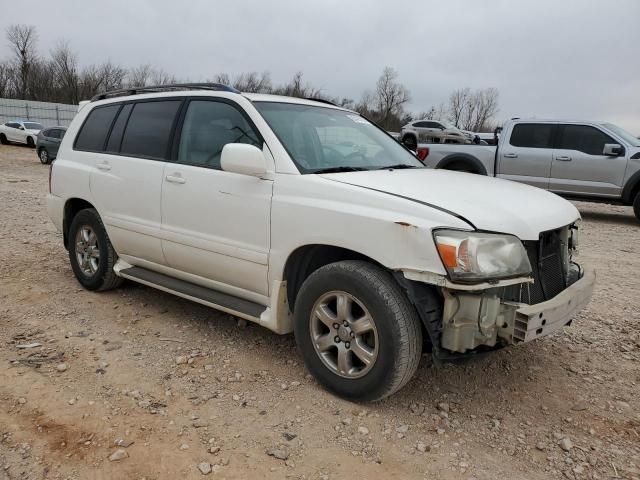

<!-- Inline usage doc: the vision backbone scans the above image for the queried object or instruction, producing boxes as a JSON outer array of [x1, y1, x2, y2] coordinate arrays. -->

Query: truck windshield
[[253, 102, 423, 173], [601, 123, 640, 147]]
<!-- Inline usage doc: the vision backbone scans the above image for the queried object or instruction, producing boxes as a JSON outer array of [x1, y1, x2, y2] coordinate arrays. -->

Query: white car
[[0, 120, 44, 147], [47, 84, 595, 401], [400, 119, 472, 149]]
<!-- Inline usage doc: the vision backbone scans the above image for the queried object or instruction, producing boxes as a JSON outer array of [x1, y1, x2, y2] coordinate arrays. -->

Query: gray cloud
[[2, 0, 639, 132]]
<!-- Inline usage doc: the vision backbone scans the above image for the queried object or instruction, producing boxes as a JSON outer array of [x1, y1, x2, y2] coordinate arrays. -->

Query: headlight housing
[[433, 229, 532, 283]]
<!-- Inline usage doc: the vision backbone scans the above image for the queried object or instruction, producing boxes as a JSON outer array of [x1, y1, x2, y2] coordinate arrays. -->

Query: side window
[[120, 101, 181, 160], [105, 103, 133, 153], [558, 125, 615, 156], [177, 100, 261, 169], [413, 121, 429, 128], [509, 123, 554, 148], [48, 129, 60, 139], [7, 122, 19, 129], [74, 105, 120, 152]]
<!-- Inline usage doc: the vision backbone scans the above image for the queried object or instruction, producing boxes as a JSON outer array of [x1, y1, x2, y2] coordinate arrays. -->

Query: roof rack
[[304, 97, 337, 106], [90, 83, 240, 102]]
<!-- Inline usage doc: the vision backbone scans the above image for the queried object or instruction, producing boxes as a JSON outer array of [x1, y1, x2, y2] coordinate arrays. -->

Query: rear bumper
[[46, 193, 64, 233], [512, 267, 596, 343]]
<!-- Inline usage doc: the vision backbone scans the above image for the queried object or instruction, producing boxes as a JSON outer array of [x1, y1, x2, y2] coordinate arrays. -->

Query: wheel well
[[63, 198, 95, 249], [283, 245, 380, 311], [437, 155, 487, 175]]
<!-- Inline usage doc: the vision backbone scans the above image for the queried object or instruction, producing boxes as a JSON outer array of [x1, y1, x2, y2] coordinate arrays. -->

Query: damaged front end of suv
[[402, 222, 595, 356]]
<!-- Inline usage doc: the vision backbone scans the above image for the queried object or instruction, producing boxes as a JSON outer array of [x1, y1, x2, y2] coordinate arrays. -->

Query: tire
[[68, 208, 123, 291], [26, 136, 35, 148], [0, 134, 7, 145], [38, 148, 50, 164], [293, 260, 422, 402], [633, 191, 640, 221], [402, 135, 417, 151]]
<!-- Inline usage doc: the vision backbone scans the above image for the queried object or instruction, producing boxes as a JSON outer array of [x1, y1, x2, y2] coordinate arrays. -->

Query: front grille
[[503, 228, 567, 304]]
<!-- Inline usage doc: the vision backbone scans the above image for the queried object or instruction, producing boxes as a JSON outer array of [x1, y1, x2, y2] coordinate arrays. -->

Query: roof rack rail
[[90, 83, 240, 102], [304, 97, 337, 106]]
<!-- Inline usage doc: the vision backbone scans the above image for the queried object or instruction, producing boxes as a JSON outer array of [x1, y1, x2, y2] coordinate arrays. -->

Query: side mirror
[[603, 143, 624, 157], [221, 143, 268, 177], [19, 126, 24, 130]]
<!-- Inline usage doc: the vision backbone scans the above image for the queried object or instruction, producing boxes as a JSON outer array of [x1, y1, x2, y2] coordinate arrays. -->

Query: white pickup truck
[[416, 119, 640, 220]]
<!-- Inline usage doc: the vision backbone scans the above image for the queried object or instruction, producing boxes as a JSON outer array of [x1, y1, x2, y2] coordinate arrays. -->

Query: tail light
[[416, 147, 429, 162]]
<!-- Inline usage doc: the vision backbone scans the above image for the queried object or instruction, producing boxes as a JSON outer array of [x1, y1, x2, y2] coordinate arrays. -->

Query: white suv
[[47, 84, 595, 401]]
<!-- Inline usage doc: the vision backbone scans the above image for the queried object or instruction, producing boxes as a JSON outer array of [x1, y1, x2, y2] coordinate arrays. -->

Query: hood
[[320, 169, 580, 240]]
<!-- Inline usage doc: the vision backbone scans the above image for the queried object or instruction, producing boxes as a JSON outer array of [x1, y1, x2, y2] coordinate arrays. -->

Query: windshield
[[253, 102, 423, 173], [601, 123, 640, 147], [23, 122, 43, 130]]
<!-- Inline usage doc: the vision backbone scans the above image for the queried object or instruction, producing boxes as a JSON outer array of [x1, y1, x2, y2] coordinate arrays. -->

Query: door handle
[[556, 156, 572, 162], [96, 162, 111, 171], [503, 153, 518, 158], [165, 174, 186, 184]]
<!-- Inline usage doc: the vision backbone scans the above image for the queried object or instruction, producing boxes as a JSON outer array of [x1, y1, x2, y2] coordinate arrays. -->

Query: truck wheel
[[633, 191, 640, 221], [402, 135, 417, 151], [293, 260, 422, 401], [68, 208, 123, 291]]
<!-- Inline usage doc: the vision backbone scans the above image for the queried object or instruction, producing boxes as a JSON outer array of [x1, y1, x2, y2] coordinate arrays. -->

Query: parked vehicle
[[47, 84, 595, 401], [36, 127, 67, 164], [416, 119, 640, 221], [0, 120, 44, 147], [400, 119, 471, 149]]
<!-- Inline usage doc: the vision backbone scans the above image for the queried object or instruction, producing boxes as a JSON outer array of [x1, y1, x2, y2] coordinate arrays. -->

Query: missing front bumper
[[440, 267, 596, 353]]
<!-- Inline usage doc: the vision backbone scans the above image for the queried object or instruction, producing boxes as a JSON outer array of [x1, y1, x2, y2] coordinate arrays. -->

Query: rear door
[[497, 122, 555, 189], [84, 99, 182, 266], [47, 129, 62, 156], [550, 124, 627, 197], [160, 98, 273, 296]]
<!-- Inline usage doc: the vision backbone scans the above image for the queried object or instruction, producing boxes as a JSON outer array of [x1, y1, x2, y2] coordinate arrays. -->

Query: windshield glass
[[23, 122, 43, 130], [601, 123, 640, 147], [253, 102, 423, 173]]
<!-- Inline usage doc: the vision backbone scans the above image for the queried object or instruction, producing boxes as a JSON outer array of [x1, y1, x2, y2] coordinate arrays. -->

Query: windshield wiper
[[374, 164, 419, 170], [311, 166, 369, 174]]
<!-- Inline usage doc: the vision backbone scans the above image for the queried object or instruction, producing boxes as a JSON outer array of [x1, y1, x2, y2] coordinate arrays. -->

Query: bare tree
[[50, 41, 79, 103], [6, 25, 38, 98], [448, 88, 470, 127], [0, 60, 12, 97], [447, 87, 499, 131], [470, 87, 499, 132], [127, 64, 152, 87], [373, 67, 409, 128], [272, 72, 322, 98]]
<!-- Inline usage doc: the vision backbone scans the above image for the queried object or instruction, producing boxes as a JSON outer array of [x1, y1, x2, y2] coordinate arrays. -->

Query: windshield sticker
[[347, 114, 370, 125]]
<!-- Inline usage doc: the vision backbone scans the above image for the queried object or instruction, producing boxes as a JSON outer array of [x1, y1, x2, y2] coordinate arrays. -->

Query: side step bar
[[117, 266, 266, 322]]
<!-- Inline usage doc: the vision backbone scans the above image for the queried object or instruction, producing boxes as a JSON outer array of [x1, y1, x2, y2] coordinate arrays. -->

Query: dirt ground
[[0, 144, 638, 480]]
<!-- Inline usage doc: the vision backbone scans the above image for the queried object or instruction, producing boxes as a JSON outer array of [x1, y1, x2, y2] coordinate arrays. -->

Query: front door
[[160, 98, 273, 296], [550, 124, 628, 197], [497, 123, 555, 189]]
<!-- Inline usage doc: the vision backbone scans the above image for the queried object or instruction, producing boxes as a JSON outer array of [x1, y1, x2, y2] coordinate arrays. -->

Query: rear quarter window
[[74, 105, 120, 152]]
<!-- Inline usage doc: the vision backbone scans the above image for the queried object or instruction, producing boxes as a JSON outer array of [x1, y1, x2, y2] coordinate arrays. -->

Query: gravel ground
[[0, 144, 639, 480]]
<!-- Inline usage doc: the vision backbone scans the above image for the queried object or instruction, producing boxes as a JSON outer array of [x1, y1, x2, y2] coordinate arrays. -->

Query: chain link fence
[[0, 98, 78, 128]]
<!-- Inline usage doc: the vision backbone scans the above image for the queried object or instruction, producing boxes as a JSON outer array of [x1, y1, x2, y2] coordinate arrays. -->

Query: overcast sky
[[2, 0, 639, 132]]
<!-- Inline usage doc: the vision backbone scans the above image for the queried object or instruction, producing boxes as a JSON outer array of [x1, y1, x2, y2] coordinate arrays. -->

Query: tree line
[[0, 24, 499, 132]]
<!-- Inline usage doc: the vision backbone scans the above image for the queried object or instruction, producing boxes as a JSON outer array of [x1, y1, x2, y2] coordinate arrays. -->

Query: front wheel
[[293, 261, 423, 401], [633, 191, 640, 221], [0, 134, 8, 145], [68, 208, 123, 291], [38, 148, 50, 164], [26, 136, 35, 148]]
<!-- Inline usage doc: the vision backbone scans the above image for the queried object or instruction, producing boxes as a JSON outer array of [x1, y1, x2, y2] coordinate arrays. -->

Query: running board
[[117, 266, 265, 322]]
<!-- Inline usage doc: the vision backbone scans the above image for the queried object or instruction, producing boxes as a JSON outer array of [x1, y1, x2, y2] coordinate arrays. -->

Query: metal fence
[[0, 98, 78, 128]]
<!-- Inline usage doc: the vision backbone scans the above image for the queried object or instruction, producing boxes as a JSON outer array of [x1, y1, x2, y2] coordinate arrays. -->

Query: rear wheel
[[293, 261, 422, 401], [38, 148, 50, 164], [68, 208, 123, 291], [26, 136, 35, 148], [633, 191, 640, 221]]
